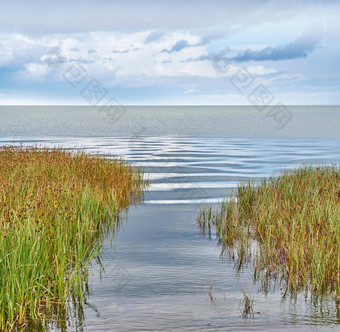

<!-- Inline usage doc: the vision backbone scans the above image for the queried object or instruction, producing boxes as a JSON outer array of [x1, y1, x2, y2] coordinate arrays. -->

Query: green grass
[[198, 166, 340, 297], [0, 146, 146, 330]]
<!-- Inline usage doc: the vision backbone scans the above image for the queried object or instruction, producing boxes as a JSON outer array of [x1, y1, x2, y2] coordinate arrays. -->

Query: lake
[[1, 106, 340, 331]]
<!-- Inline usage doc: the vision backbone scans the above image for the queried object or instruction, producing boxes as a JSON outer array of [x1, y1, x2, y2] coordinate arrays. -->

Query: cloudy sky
[[0, 0, 339, 105]]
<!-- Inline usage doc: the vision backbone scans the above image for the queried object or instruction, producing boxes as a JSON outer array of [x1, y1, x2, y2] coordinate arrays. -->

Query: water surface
[[1, 106, 339, 331]]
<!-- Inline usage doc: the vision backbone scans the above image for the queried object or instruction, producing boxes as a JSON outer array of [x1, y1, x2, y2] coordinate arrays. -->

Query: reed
[[0, 146, 146, 330], [241, 290, 254, 318], [198, 166, 340, 296]]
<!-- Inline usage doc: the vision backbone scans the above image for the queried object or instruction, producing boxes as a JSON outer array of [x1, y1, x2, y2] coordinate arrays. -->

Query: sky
[[0, 0, 339, 105]]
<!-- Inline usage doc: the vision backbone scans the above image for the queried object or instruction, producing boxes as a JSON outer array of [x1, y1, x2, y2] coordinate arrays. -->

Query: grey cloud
[[198, 30, 227, 45], [161, 40, 189, 53], [145, 30, 164, 43], [68, 58, 94, 64], [231, 29, 324, 62], [112, 49, 129, 54], [182, 28, 323, 65], [112, 47, 139, 54], [1, 0, 322, 35], [182, 52, 224, 63], [187, 54, 213, 61], [161, 35, 219, 56], [88, 49, 96, 54]]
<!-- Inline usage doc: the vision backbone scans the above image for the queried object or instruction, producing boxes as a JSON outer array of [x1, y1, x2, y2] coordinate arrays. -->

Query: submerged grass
[[198, 166, 340, 296], [0, 146, 146, 330]]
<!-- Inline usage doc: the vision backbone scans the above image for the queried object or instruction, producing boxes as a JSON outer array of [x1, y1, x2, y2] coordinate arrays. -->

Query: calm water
[[1, 106, 340, 331]]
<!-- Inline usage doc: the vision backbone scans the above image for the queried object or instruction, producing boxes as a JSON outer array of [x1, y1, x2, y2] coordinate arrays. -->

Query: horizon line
[[1, 104, 340, 107]]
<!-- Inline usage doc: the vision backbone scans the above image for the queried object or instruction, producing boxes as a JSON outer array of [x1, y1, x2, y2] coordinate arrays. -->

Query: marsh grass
[[208, 281, 214, 303], [198, 166, 340, 297], [0, 146, 145, 330], [241, 290, 254, 319]]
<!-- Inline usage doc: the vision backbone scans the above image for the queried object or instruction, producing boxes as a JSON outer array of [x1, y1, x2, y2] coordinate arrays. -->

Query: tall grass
[[198, 166, 340, 296], [0, 146, 146, 330]]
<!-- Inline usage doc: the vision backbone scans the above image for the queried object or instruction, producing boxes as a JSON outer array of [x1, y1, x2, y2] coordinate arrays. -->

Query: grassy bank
[[0, 146, 145, 330], [198, 166, 340, 296]]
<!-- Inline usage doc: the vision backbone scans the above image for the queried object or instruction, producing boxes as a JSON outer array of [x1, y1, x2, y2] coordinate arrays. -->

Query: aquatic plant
[[208, 281, 214, 303], [241, 290, 254, 318], [0, 146, 145, 330], [198, 166, 340, 296]]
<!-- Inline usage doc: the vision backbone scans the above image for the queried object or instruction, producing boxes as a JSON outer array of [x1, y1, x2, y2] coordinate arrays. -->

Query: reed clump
[[0, 146, 145, 330], [198, 166, 340, 296]]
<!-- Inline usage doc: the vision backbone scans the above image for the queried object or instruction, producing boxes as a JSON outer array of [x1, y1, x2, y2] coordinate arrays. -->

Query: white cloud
[[24, 62, 49, 79], [0, 0, 339, 105], [2, 31, 278, 88], [246, 65, 277, 75], [184, 88, 199, 94]]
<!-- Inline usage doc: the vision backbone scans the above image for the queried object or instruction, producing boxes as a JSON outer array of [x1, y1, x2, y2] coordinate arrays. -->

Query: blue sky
[[0, 0, 339, 105]]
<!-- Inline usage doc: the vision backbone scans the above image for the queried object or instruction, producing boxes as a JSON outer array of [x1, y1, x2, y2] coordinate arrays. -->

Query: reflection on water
[[1, 136, 340, 331]]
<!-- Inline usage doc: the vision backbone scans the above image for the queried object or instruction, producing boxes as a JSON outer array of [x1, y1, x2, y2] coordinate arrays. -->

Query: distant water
[[1, 106, 339, 331], [1, 105, 340, 139]]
